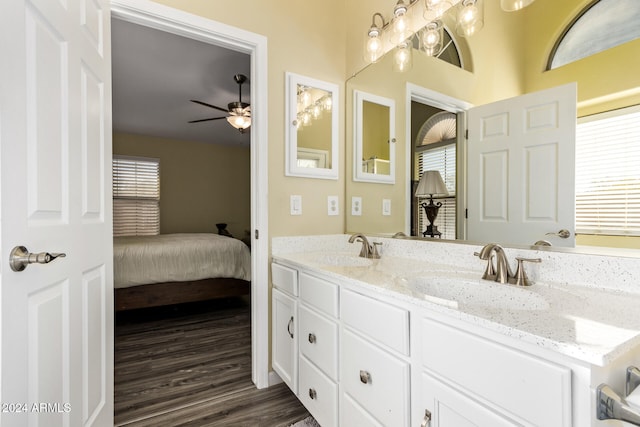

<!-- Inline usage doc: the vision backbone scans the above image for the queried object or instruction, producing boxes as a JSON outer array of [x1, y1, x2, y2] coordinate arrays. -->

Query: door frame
[[406, 83, 472, 239], [111, 0, 270, 388]]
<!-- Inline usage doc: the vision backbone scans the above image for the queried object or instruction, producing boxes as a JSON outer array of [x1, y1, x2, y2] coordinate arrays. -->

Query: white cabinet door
[[421, 373, 518, 427], [272, 288, 298, 393], [0, 0, 113, 425], [467, 83, 576, 247]]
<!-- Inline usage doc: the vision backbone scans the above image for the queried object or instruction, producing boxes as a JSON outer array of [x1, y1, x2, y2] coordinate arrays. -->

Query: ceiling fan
[[189, 74, 251, 133]]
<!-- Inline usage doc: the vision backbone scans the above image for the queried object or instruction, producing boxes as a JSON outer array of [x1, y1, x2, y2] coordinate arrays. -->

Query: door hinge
[[255, 229, 259, 239], [465, 208, 468, 219], [465, 129, 469, 139]]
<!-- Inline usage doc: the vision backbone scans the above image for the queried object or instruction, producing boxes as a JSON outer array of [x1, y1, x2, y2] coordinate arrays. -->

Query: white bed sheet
[[114, 233, 251, 289]]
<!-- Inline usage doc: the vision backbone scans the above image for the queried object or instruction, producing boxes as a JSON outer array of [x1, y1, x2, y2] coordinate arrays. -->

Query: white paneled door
[[0, 0, 113, 425], [467, 83, 577, 247]]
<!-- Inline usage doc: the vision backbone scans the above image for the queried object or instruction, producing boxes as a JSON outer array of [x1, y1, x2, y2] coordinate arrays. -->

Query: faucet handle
[[513, 257, 541, 286], [371, 242, 382, 259], [474, 251, 496, 281]]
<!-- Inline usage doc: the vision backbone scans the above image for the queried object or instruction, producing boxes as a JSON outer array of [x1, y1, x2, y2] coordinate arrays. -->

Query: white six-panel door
[[467, 83, 577, 247], [0, 0, 113, 425]]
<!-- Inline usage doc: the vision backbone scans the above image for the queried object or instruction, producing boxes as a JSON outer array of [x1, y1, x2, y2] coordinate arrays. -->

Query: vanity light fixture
[[391, 0, 414, 44], [425, 0, 453, 19], [501, 0, 535, 12], [419, 20, 444, 56], [456, 0, 484, 37], [415, 170, 449, 238], [365, 13, 386, 63], [393, 40, 414, 73]]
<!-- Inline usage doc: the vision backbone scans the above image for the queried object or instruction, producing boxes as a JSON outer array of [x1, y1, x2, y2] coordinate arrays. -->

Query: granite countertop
[[273, 250, 640, 367]]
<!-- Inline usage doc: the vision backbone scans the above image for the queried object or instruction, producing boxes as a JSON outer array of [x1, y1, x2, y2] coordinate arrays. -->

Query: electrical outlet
[[290, 195, 302, 215], [328, 196, 339, 216], [351, 196, 362, 216], [382, 199, 391, 216]]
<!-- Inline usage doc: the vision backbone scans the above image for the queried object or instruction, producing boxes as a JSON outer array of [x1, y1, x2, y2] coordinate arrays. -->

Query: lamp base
[[420, 197, 443, 238]]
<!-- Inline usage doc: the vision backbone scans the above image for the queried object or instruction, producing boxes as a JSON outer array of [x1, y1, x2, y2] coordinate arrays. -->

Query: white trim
[[111, 0, 270, 389], [268, 370, 284, 387], [406, 83, 471, 238]]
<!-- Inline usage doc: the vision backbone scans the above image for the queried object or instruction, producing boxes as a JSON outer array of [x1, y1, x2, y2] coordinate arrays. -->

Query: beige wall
[[152, 0, 348, 239], [113, 132, 251, 238]]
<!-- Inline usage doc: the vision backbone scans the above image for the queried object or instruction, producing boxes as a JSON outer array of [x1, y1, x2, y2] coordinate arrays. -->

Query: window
[[113, 155, 160, 236], [575, 105, 640, 236], [415, 143, 456, 239], [548, 0, 640, 70]]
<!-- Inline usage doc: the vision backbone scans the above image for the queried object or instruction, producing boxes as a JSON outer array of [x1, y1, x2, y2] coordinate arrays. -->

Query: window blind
[[113, 155, 160, 236], [576, 105, 640, 236], [416, 143, 456, 239]]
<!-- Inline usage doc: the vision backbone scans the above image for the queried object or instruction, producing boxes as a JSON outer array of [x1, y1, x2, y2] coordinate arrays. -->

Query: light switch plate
[[290, 195, 302, 215], [351, 196, 362, 216], [328, 196, 339, 216], [382, 199, 391, 216]]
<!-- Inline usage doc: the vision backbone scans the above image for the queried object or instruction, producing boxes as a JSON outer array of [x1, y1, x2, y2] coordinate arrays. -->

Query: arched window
[[548, 0, 640, 70]]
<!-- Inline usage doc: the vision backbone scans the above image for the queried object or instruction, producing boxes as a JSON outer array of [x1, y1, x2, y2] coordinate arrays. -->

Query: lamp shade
[[415, 170, 449, 197]]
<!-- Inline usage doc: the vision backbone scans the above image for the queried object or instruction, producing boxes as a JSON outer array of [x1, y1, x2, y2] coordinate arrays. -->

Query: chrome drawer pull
[[308, 333, 316, 344], [308, 388, 317, 400], [287, 316, 294, 339], [421, 409, 432, 427], [359, 370, 372, 384]]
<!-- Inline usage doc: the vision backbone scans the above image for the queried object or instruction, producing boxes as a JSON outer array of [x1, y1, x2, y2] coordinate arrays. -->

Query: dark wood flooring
[[115, 297, 309, 426]]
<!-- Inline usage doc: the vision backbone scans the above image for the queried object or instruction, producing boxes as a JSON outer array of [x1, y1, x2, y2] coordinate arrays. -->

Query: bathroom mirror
[[353, 90, 396, 184], [344, 0, 640, 252], [285, 72, 339, 179]]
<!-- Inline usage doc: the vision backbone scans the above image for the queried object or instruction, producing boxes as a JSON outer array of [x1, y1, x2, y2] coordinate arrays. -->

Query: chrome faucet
[[476, 243, 541, 286], [348, 233, 381, 259], [477, 243, 513, 284]]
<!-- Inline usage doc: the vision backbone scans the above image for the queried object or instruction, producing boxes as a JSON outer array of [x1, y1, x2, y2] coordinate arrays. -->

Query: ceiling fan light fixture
[[226, 114, 251, 132]]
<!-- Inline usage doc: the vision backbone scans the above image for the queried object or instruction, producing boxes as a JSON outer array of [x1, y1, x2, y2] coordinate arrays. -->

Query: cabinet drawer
[[300, 272, 338, 318], [341, 289, 409, 355], [421, 317, 571, 427], [272, 263, 298, 296], [299, 356, 338, 427], [341, 393, 383, 427], [341, 329, 410, 427], [299, 305, 338, 381]]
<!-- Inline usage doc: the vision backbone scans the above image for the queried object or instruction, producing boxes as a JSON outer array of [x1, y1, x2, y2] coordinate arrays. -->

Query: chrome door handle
[[546, 229, 571, 239], [9, 246, 66, 272]]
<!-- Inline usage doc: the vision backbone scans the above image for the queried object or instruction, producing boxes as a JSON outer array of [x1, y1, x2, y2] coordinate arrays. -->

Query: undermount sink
[[312, 254, 373, 267], [407, 276, 550, 311]]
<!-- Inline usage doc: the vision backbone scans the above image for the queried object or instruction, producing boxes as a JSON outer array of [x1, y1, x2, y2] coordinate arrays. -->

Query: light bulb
[[420, 21, 443, 56], [456, 0, 483, 37], [312, 104, 321, 119], [393, 41, 413, 73], [299, 89, 312, 108], [365, 30, 383, 63], [323, 96, 332, 111], [391, 1, 413, 44]]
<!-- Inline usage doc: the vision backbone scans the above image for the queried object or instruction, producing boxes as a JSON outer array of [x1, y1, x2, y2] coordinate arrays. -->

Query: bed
[[113, 233, 251, 311]]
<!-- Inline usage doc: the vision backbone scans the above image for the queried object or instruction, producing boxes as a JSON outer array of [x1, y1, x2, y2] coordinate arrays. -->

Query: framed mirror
[[353, 90, 396, 184], [285, 72, 339, 179]]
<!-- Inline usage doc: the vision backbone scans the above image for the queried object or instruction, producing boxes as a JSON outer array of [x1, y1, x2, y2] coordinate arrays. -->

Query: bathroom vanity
[[271, 235, 640, 426]]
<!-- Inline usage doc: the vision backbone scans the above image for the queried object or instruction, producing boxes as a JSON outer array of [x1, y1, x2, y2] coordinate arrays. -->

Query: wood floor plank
[[114, 298, 309, 426]]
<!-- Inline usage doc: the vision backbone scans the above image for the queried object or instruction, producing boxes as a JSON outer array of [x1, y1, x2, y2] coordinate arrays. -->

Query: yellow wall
[[151, 0, 347, 238], [522, 0, 640, 116], [113, 132, 251, 238]]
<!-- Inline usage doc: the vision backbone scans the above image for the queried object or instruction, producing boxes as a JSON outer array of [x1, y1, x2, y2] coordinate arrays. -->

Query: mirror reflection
[[345, 0, 640, 253], [285, 72, 339, 180], [296, 85, 333, 169], [354, 91, 395, 183]]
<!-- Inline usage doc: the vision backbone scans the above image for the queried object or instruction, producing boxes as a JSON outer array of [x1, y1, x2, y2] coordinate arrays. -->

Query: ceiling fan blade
[[190, 99, 229, 113], [188, 116, 226, 123]]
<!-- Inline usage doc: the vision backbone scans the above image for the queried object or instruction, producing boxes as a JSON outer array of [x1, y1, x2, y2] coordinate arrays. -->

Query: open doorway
[[110, 0, 272, 423]]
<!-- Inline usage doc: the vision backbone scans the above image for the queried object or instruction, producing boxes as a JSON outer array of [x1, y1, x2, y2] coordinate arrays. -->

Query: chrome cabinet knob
[[287, 316, 294, 339], [308, 333, 316, 344], [308, 388, 317, 400], [359, 370, 372, 384], [421, 409, 432, 427]]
